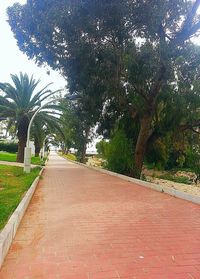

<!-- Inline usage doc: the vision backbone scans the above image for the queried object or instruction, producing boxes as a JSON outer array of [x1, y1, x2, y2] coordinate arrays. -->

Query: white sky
[[1, 0, 200, 91], [0, 0, 66, 91]]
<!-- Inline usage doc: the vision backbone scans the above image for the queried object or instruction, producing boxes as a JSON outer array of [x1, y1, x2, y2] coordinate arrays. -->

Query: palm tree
[[31, 113, 64, 157], [0, 72, 62, 162]]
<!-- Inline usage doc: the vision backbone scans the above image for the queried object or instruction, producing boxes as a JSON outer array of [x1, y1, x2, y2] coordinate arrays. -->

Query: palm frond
[[29, 88, 52, 108], [0, 73, 64, 147], [0, 82, 20, 105], [38, 89, 63, 104], [44, 104, 64, 111], [6, 118, 17, 134]]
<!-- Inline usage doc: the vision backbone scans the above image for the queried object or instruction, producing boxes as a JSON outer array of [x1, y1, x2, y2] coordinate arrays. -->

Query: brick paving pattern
[[0, 152, 200, 279]]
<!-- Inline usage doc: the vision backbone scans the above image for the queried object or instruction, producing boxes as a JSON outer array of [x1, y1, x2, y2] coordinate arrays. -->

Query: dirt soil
[[142, 169, 200, 197]]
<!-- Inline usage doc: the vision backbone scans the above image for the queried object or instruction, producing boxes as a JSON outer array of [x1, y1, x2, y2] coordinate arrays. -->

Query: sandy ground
[[145, 175, 200, 196], [142, 168, 200, 196]]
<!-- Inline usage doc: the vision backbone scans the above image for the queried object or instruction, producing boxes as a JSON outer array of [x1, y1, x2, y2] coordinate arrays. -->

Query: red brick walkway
[[1, 153, 200, 279]]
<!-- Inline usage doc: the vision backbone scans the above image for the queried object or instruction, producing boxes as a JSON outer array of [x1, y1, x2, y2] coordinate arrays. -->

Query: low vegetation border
[[61, 154, 200, 206], [0, 168, 44, 269]]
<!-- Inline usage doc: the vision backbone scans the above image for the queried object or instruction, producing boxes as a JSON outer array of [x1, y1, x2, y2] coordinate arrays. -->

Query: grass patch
[[158, 174, 192, 185], [145, 162, 156, 170], [62, 153, 77, 161], [0, 165, 41, 230], [0, 152, 45, 165], [0, 152, 17, 162], [31, 156, 47, 166]]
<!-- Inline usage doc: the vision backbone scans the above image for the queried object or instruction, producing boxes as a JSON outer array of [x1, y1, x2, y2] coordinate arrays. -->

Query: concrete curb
[[62, 155, 200, 206], [0, 161, 38, 168], [0, 168, 44, 269]]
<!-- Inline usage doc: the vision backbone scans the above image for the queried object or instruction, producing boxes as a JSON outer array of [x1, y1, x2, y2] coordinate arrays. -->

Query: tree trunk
[[17, 136, 27, 162], [16, 116, 29, 163], [64, 143, 69, 155], [80, 143, 87, 163], [35, 146, 41, 157], [34, 137, 41, 157], [64, 148, 69, 155], [133, 114, 153, 178]]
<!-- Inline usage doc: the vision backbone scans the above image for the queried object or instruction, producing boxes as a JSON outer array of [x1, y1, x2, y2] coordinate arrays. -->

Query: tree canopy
[[8, 0, 200, 176]]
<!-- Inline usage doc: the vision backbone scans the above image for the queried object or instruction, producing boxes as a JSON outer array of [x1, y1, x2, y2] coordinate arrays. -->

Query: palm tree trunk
[[35, 146, 41, 157], [16, 116, 29, 163], [34, 137, 41, 157], [17, 136, 27, 162]]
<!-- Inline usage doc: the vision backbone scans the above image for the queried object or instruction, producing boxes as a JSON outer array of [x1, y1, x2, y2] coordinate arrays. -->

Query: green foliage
[[56, 100, 75, 154], [0, 72, 62, 162], [0, 165, 41, 230], [146, 133, 200, 173], [31, 156, 44, 166], [56, 98, 94, 163], [0, 152, 45, 166], [104, 130, 133, 175], [96, 140, 109, 159], [146, 138, 169, 170], [63, 153, 77, 161], [0, 141, 18, 153], [158, 174, 192, 185], [141, 174, 147, 181], [0, 152, 17, 162], [184, 147, 200, 174], [7, 0, 200, 176]]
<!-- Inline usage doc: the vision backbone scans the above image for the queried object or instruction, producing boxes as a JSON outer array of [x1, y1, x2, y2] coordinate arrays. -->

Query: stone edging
[[0, 168, 44, 269], [63, 155, 200, 206]]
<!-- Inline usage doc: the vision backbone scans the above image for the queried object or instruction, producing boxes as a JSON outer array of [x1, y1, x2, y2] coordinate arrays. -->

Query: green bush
[[96, 140, 109, 158], [146, 138, 169, 170], [184, 147, 200, 174], [105, 129, 133, 175], [0, 141, 18, 153], [64, 153, 77, 161], [158, 174, 192, 185]]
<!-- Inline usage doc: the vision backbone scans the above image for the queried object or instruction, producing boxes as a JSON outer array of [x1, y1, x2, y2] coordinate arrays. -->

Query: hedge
[[0, 141, 18, 153]]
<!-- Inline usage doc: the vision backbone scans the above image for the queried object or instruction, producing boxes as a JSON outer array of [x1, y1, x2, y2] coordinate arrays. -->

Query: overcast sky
[[2, 0, 200, 91], [0, 0, 66, 91]]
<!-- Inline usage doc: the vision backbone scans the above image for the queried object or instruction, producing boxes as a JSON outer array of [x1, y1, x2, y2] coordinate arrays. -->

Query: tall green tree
[[8, 0, 200, 176], [54, 100, 76, 155], [0, 73, 61, 162], [57, 97, 97, 163]]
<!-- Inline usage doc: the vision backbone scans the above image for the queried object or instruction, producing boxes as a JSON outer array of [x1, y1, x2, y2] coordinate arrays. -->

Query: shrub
[[0, 141, 18, 153], [158, 174, 192, 185], [64, 153, 77, 161], [105, 129, 133, 175], [96, 140, 109, 158], [184, 147, 200, 174], [146, 138, 169, 170]]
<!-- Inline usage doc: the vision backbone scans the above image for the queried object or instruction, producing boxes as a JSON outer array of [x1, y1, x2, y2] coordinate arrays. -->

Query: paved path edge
[[0, 167, 44, 269], [62, 155, 200, 206], [0, 161, 38, 168]]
